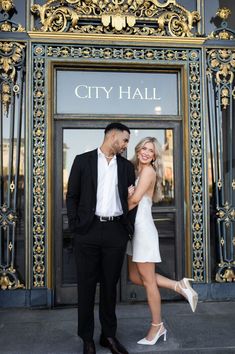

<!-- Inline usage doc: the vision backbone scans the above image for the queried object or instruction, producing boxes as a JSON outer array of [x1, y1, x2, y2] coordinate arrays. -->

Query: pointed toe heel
[[137, 322, 167, 346], [178, 277, 198, 312]]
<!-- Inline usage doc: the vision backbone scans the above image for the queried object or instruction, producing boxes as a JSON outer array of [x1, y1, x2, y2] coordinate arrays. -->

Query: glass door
[[54, 121, 183, 305], [54, 125, 104, 305]]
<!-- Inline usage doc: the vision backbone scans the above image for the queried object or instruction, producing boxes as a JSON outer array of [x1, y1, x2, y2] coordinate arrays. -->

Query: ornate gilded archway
[[0, 0, 234, 303]]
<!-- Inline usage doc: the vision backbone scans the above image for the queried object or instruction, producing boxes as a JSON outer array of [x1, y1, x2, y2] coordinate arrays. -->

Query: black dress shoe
[[99, 334, 128, 354], [83, 340, 96, 354]]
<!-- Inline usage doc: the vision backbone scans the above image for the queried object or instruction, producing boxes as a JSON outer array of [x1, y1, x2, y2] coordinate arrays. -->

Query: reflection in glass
[[62, 129, 104, 284], [12, 0, 27, 28], [221, 107, 234, 263], [62, 215, 76, 284], [178, 0, 196, 12], [153, 213, 175, 279], [204, 0, 220, 35], [63, 129, 104, 207]]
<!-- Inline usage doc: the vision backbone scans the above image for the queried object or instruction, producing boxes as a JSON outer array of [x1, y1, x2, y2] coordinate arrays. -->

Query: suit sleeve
[[127, 161, 137, 236], [66, 155, 81, 232], [127, 161, 136, 187]]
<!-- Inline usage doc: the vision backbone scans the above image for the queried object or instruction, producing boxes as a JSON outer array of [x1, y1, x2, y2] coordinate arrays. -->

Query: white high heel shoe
[[137, 322, 167, 345], [176, 278, 198, 312]]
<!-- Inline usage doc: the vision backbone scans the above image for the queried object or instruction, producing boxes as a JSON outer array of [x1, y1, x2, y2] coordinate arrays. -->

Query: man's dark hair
[[105, 122, 130, 135]]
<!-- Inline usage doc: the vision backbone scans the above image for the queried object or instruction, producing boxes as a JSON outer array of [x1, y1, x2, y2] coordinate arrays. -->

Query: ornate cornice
[[27, 31, 206, 45], [31, 0, 200, 37]]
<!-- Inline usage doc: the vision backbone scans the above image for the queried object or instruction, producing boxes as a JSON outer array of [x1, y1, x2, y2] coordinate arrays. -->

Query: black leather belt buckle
[[96, 215, 121, 222], [100, 216, 110, 222]]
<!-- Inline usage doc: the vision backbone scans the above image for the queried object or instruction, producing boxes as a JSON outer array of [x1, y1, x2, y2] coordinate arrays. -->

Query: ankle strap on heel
[[174, 281, 178, 292], [151, 322, 163, 327]]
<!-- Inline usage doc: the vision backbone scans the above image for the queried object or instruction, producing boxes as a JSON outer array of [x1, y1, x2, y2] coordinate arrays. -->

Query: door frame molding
[[30, 43, 207, 296], [53, 121, 183, 304]]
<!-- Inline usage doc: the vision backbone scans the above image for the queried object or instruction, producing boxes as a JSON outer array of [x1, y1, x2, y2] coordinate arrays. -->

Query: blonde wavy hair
[[131, 137, 164, 203]]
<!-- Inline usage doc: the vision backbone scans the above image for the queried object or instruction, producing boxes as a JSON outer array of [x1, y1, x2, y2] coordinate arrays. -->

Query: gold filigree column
[[207, 8, 235, 283], [0, 41, 25, 290]]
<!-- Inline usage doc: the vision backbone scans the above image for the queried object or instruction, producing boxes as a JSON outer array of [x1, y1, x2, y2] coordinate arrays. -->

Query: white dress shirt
[[95, 148, 123, 217]]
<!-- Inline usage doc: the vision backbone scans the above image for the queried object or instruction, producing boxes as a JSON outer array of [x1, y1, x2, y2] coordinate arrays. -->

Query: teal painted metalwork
[[31, 43, 205, 287], [207, 46, 235, 283], [0, 41, 25, 290]]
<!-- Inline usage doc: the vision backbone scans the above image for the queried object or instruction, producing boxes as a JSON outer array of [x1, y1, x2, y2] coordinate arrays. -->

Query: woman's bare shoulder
[[139, 165, 156, 181]]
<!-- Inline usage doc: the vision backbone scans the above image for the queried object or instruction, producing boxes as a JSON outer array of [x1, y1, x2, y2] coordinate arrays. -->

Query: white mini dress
[[126, 183, 161, 263]]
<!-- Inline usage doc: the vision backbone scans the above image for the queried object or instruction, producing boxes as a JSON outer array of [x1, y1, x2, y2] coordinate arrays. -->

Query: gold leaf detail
[[31, 0, 200, 37], [0, 0, 14, 12], [216, 7, 231, 20]]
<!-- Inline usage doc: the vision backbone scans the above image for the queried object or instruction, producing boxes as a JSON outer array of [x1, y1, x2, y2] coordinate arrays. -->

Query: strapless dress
[[126, 192, 161, 263]]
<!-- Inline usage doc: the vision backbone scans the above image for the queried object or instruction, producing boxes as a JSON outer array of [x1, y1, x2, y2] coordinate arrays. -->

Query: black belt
[[95, 215, 122, 222]]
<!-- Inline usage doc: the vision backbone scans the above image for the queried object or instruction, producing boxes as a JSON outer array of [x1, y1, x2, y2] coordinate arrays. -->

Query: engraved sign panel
[[56, 70, 179, 115]]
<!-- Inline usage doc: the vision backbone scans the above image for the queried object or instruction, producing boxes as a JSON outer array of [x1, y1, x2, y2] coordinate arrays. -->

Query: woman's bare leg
[[128, 256, 142, 285], [155, 273, 178, 292], [155, 274, 189, 296], [135, 262, 165, 340], [128, 256, 185, 297]]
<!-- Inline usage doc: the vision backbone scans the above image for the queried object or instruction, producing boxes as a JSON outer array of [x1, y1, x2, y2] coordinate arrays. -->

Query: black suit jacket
[[66, 149, 137, 237]]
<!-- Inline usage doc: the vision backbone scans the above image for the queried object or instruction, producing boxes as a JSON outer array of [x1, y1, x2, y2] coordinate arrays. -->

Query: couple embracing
[[66, 123, 198, 354]]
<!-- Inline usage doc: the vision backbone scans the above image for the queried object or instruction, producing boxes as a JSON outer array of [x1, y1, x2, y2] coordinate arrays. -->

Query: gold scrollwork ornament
[[31, 0, 200, 37]]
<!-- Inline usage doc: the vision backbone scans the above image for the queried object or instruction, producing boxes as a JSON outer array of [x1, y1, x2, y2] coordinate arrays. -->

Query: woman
[[126, 137, 198, 346]]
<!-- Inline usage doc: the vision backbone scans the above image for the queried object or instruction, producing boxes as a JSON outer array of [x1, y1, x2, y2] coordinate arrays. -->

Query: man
[[66, 123, 136, 354]]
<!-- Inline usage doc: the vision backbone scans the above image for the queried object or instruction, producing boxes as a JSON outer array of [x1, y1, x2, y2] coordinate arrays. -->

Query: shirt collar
[[98, 148, 116, 160]]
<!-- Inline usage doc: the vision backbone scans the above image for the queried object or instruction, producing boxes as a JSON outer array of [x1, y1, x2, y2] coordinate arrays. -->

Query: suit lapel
[[89, 149, 98, 191], [117, 155, 124, 201]]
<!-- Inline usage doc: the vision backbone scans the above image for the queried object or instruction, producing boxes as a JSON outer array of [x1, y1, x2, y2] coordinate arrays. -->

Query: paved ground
[[0, 301, 235, 354]]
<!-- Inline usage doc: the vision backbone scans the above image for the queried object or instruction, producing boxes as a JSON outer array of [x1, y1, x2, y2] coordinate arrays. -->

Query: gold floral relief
[[0, 42, 25, 114], [0, 0, 14, 12], [209, 7, 235, 40], [207, 49, 235, 109], [31, 0, 200, 36], [216, 7, 231, 21], [0, 0, 25, 32]]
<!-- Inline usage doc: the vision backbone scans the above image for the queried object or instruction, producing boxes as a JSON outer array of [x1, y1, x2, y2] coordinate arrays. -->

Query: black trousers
[[75, 218, 129, 341]]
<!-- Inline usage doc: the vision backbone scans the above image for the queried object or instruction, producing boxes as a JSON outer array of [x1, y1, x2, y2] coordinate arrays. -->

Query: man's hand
[[128, 184, 135, 198]]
